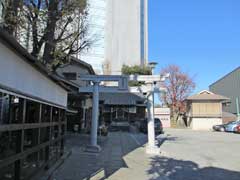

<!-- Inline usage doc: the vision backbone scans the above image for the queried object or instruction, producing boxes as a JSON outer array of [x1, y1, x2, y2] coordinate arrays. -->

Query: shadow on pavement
[[156, 135, 179, 147], [147, 155, 240, 180], [150, 132, 240, 180], [53, 132, 148, 180]]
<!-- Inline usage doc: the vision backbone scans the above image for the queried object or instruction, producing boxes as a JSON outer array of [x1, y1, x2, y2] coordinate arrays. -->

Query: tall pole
[[236, 97, 240, 120]]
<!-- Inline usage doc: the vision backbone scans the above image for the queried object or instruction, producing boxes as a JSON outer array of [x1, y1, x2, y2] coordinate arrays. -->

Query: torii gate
[[78, 74, 168, 154]]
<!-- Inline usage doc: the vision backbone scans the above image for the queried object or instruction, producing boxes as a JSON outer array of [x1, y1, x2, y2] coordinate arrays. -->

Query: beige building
[[80, 0, 148, 74], [186, 90, 229, 130]]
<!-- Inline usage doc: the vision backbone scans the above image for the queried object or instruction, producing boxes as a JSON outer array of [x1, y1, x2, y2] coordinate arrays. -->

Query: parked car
[[212, 121, 235, 132], [140, 118, 163, 134], [233, 124, 240, 134], [225, 121, 240, 132]]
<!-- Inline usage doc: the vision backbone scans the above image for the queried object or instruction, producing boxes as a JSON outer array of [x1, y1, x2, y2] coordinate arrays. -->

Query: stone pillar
[[86, 81, 101, 152], [146, 91, 160, 154], [91, 81, 100, 146]]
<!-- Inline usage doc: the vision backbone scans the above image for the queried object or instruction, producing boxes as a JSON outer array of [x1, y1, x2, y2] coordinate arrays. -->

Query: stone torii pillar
[[147, 91, 156, 150], [129, 75, 169, 154], [90, 81, 100, 149]]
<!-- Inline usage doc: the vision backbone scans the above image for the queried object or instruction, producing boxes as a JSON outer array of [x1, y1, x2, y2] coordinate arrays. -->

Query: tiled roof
[[100, 92, 146, 105], [186, 90, 229, 101]]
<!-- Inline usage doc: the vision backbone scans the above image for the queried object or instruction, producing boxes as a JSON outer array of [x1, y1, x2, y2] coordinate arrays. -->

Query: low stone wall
[[154, 108, 171, 128]]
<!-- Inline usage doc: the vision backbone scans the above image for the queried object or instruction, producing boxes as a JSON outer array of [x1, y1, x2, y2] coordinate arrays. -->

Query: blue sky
[[148, 0, 240, 93]]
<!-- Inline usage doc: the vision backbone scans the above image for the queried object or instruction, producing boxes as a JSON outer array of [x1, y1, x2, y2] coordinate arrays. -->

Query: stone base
[[146, 145, 160, 155], [85, 145, 101, 153]]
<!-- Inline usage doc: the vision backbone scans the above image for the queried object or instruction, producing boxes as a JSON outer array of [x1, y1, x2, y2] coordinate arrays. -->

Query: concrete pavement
[[51, 129, 240, 180], [52, 132, 151, 180]]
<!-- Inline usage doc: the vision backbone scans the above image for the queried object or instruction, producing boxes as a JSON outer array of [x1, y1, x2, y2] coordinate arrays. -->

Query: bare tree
[[160, 65, 196, 121], [2, 0, 92, 70]]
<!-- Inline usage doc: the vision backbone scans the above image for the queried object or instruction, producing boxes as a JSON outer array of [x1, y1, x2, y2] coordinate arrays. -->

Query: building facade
[[0, 29, 68, 180], [80, 0, 148, 75], [209, 67, 240, 115]]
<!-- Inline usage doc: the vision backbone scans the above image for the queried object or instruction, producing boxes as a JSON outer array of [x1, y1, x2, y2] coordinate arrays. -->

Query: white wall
[[0, 42, 68, 107], [191, 118, 223, 131]]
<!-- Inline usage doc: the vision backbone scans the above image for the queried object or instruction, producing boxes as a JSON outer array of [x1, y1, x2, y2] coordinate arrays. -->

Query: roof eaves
[[70, 56, 95, 75]]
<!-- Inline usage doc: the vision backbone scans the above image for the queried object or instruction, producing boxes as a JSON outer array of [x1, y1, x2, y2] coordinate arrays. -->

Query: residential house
[[186, 90, 229, 130]]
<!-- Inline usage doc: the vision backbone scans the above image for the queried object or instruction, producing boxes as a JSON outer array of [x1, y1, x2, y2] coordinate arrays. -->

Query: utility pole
[[236, 97, 240, 120]]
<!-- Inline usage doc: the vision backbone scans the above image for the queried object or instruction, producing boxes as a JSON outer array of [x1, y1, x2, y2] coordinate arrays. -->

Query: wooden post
[[60, 110, 65, 156], [37, 104, 42, 166], [57, 108, 61, 157], [8, 95, 12, 124], [14, 99, 26, 180], [45, 106, 52, 170]]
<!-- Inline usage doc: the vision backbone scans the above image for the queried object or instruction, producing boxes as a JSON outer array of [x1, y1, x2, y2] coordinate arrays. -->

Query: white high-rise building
[[80, 0, 148, 75]]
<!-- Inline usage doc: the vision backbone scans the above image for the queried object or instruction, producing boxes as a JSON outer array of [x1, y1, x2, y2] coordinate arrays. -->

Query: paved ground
[[51, 129, 240, 180], [156, 129, 240, 180]]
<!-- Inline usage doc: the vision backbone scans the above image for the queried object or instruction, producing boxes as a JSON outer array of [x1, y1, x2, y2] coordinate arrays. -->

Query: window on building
[[21, 152, 39, 179], [63, 72, 77, 80], [0, 93, 10, 124], [23, 129, 39, 151], [0, 130, 20, 160], [0, 163, 15, 180], [52, 107, 59, 122], [0, 94, 24, 124], [25, 100, 40, 123], [42, 105, 51, 122], [60, 109, 65, 122], [10, 96, 25, 124], [40, 127, 50, 144]]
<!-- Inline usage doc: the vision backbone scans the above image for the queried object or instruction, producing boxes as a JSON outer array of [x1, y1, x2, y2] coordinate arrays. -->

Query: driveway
[[51, 130, 240, 180], [154, 128, 240, 180]]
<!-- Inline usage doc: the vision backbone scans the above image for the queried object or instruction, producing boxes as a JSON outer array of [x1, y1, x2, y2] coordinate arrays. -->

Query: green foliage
[[121, 65, 152, 87], [122, 65, 152, 75]]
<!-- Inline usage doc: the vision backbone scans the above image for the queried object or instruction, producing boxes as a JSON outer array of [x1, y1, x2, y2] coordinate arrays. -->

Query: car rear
[[139, 118, 163, 134], [154, 118, 163, 134], [234, 125, 240, 134], [225, 121, 240, 132]]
